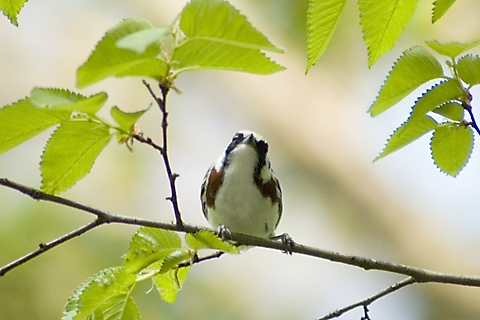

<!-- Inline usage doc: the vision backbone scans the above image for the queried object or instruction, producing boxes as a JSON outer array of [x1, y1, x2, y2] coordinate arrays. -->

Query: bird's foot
[[271, 233, 294, 255]]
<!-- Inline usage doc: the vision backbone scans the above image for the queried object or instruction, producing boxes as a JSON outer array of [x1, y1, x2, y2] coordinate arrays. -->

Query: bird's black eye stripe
[[255, 140, 269, 175]]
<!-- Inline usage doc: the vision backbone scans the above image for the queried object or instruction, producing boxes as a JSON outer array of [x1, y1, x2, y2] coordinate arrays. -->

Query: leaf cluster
[[1, 2, 284, 317], [306, 0, 459, 71], [370, 40, 480, 176], [0, 0, 284, 195], [63, 228, 238, 320]]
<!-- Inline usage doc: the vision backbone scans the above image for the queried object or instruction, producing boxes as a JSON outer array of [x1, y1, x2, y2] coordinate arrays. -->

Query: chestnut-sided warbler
[[201, 130, 293, 253]]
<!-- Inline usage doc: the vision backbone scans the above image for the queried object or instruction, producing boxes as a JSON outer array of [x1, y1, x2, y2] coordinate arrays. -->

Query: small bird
[[201, 130, 293, 253]]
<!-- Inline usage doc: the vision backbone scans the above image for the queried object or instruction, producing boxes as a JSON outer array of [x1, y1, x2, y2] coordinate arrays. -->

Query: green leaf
[[171, 39, 284, 74], [410, 79, 464, 120], [110, 106, 150, 133], [30, 88, 108, 114], [77, 17, 168, 88], [123, 227, 182, 274], [63, 267, 137, 320], [160, 251, 191, 274], [306, 0, 347, 72], [431, 123, 473, 176], [369, 46, 444, 117], [376, 79, 464, 160], [154, 267, 190, 303], [0, 0, 28, 26], [376, 115, 438, 160], [358, 0, 419, 67], [433, 102, 464, 122], [179, 0, 282, 53], [95, 294, 142, 320], [0, 99, 70, 155], [456, 55, 480, 87], [116, 27, 170, 54], [172, 0, 284, 74], [432, 0, 456, 23], [185, 230, 239, 253], [425, 39, 480, 59], [40, 119, 113, 194]]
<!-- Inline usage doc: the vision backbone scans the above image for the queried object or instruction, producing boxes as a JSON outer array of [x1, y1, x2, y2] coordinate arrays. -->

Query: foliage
[[1, 0, 480, 319], [371, 40, 480, 176], [0, 0, 28, 26], [0, 0, 284, 195], [306, 0, 460, 71], [0, 1, 280, 318], [62, 228, 235, 319]]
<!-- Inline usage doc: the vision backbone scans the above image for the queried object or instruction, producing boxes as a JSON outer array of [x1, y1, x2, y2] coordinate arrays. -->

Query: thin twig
[[462, 95, 480, 135], [0, 219, 103, 276], [317, 278, 416, 320], [178, 251, 225, 268], [142, 80, 183, 227]]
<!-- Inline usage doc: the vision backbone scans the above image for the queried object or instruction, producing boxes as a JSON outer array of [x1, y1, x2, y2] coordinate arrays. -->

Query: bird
[[201, 130, 293, 253]]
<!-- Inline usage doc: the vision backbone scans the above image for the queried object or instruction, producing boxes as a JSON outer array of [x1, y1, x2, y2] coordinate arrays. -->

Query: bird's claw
[[218, 225, 233, 241], [271, 233, 294, 255]]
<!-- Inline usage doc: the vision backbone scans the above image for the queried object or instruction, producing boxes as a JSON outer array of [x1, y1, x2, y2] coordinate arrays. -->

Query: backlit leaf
[[185, 230, 239, 253], [0, 0, 28, 26], [30, 88, 107, 114], [160, 251, 191, 274], [123, 227, 182, 274], [369, 46, 444, 117], [358, 0, 418, 67], [63, 267, 137, 320], [433, 102, 464, 122], [110, 106, 150, 133], [95, 294, 142, 320], [0, 99, 70, 154], [171, 39, 284, 74], [456, 55, 480, 87], [41, 119, 112, 194], [116, 27, 170, 54], [431, 123, 473, 176], [179, 0, 282, 53], [306, 0, 348, 72], [425, 39, 480, 59], [77, 17, 168, 88], [376, 115, 437, 160], [154, 267, 190, 303], [432, 0, 457, 23], [410, 79, 464, 120], [173, 0, 284, 74]]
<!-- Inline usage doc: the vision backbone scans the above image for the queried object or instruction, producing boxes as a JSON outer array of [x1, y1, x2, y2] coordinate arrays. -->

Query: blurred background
[[1, 0, 480, 319]]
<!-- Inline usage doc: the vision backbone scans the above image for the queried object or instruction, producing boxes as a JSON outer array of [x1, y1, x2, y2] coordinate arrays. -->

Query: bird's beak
[[244, 133, 256, 147]]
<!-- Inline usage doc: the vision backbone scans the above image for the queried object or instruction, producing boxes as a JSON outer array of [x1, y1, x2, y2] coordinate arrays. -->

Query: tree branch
[[0, 219, 103, 276], [2, 178, 480, 289], [462, 93, 480, 135], [318, 277, 416, 320], [142, 80, 184, 228]]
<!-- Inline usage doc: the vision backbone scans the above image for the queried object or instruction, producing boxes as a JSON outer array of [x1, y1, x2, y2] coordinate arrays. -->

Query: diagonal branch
[[0, 219, 103, 276], [318, 277, 416, 320]]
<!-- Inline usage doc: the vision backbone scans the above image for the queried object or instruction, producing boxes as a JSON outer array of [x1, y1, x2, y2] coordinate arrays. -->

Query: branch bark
[[2, 177, 480, 288]]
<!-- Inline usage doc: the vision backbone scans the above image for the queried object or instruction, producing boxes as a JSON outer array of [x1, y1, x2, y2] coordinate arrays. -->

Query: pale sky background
[[1, 1, 480, 319]]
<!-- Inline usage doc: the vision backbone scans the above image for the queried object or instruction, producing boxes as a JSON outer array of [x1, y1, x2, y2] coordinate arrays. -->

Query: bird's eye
[[225, 132, 245, 156], [233, 132, 244, 142]]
